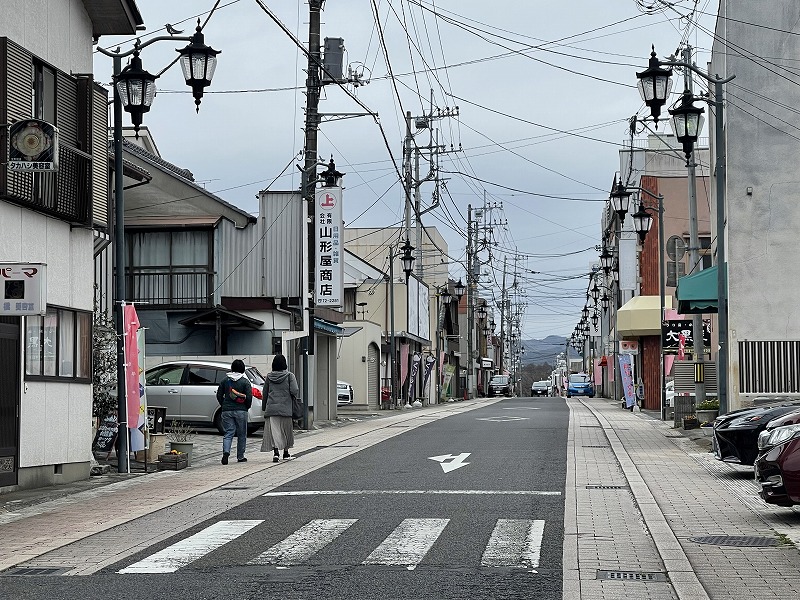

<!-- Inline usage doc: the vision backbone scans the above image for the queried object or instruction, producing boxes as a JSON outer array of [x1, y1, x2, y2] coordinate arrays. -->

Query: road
[[0, 396, 568, 600]]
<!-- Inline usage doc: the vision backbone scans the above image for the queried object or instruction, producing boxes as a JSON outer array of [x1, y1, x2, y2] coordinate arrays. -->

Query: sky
[[93, 0, 718, 346]]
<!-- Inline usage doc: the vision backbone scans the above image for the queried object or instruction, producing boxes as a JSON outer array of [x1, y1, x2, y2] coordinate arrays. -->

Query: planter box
[[696, 409, 719, 425], [156, 453, 188, 470]]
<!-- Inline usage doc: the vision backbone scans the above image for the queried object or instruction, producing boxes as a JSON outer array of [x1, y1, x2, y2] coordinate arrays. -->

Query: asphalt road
[[1, 396, 568, 600]]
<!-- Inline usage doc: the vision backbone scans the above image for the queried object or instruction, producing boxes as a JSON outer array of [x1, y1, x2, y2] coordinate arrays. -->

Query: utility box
[[322, 37, 345, 83], [147, 406, 167, 434]]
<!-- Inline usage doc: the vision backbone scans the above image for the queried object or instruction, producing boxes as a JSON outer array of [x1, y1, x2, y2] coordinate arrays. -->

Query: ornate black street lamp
[[600, 245, 613, 275], [454, 278, 466, 299], [636, 46, 674, 125], [669, 89, 705, 160], [610, 180, 633, 224], [177, 21, 222, 111], [632, 202, 654, 244], [115, 49, 157, 137]]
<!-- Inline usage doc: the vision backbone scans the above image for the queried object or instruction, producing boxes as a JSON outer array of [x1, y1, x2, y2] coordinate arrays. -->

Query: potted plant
[[167, 421, 196, 466], [683, 414, 700, 430], [696, 399, 720, 426]]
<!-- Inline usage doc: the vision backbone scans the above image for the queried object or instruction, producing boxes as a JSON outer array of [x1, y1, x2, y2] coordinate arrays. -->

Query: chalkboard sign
[[92, 414, 118, 457]]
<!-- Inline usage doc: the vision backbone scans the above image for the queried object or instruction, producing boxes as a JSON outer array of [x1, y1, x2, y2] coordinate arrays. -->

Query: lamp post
[[388, 239, 415, 409], [96, 22, 220, 474], [636, 47, 734, 414]]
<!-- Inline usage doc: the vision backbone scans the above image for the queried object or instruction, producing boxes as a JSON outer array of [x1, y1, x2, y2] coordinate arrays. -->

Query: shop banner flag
[[122, 304, 140, 430], [422, 355, 436, 395], [619, 354, 636, 409], [408, 353, 421, 404], [129, 329, 148, 452]]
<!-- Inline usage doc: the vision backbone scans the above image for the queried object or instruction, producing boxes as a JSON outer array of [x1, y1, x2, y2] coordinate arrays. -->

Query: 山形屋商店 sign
[[315, 186, 343, 307]]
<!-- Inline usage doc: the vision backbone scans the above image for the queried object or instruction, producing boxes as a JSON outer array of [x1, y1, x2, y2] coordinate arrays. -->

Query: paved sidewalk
[[566, 396, 800, 600]]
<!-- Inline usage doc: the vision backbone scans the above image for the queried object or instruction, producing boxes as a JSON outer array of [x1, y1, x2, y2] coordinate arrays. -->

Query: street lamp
[[600, 245, 613, 275], [96, 26, 221, 474], [388, 240, 416, 408], [636, 47, 674, 126], [177, 21, 222, 112], [610, 179, 633, 224], [636, 47, 735, 414], [669, 89, 705, 161], [454, 278, 466, 299]]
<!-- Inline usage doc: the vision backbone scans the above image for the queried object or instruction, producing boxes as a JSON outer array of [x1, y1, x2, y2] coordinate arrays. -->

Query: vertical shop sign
[[315, 186, 343, 307]]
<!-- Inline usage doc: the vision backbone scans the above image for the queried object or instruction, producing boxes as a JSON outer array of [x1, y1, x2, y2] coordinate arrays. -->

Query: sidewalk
[[566, 396, 800, 600]]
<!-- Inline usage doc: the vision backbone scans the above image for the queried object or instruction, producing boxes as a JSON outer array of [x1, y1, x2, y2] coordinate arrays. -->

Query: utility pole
[[499, 256, 507, 374], [300, 0, 323, 430], [682, 45, 707, 406], [466, 204, 474, 399]]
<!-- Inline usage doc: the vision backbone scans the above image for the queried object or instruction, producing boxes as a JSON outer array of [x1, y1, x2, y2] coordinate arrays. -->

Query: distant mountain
[[520, 336, 570, 366]]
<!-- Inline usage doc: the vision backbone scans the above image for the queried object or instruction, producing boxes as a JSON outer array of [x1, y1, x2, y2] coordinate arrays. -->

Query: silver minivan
[[145, 360, 266, 434]]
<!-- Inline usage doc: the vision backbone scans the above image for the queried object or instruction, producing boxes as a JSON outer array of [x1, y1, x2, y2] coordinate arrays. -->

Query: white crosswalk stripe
[[249, 519, 357, 566], [362, 518, 450, 569], [118, 520, 263, 574], [115, 517, 550, 573], [481, 519, 545, 568]]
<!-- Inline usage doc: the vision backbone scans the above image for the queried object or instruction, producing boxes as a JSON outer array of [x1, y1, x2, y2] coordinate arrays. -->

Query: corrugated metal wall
[[214, 218, 262, 302], [260, 190, 303, 298]]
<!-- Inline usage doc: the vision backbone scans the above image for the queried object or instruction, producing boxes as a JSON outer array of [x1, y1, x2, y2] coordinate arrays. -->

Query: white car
[[337, 380, 354, 406]]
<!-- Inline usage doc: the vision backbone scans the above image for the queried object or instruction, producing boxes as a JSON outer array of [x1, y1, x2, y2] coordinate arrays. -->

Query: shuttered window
[[739, 341, 800, 394]]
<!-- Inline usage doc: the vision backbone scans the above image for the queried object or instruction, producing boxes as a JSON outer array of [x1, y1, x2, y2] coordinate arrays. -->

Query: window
[[32, 60, 56, 123], [146, 365, 185, 386], [25, 307, 90, 382], [186, 366, 224, 386]]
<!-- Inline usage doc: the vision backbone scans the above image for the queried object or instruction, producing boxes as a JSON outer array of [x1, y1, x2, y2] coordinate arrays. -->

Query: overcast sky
[[93, 0, 717, 345]]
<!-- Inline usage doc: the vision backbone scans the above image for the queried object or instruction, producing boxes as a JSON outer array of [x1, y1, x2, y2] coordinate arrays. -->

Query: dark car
[[488, 375, 512, 397], [566, 373, 594, 398], [712, 400, 800, 466], [530, 380, 550, 397], [754, 408, 800, 506]]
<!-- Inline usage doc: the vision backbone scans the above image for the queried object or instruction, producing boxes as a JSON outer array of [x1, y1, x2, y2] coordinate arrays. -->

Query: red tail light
[[252, 387, 263, 399]]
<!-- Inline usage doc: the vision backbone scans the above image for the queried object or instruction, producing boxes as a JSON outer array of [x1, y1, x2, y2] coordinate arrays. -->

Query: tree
[[93, 306, 117, 418]]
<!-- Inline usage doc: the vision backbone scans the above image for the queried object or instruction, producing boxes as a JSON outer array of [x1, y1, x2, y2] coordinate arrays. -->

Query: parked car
[[337, 380, 354, 406], [488, 375, 512, 397], [145, 360, 266, 435], [712, 400, 800, 466], [530, 380, 550, 397], [754, 408, 800, 506], [566, 373, 594, 398]]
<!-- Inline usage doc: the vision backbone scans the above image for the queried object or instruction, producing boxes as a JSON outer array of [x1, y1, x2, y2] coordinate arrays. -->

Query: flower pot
[[696, 409, 718, 425], [683, 416, 700, 430], [169, 441, 194, 466]]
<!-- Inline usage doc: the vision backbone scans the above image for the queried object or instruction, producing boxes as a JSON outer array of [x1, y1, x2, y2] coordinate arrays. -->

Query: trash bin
[[148, 406, 167, 434]]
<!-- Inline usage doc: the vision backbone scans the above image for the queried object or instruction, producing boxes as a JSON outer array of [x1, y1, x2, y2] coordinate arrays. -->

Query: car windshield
[[533, 381, 548, 387], [569, 374, 590, 383], [245, 367, 265, 385], [491, 376, 508, 384]]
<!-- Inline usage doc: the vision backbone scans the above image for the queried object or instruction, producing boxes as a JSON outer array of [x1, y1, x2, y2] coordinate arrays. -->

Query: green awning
[[676, 265, 723, 314]]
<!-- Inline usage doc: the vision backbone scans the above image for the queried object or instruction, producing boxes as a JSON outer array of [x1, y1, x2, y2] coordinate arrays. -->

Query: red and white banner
[[122, 304, 147, 452]]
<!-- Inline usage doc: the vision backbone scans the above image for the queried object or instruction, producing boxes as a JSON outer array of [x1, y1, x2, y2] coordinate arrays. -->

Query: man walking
[[216, 359, 253, 464]]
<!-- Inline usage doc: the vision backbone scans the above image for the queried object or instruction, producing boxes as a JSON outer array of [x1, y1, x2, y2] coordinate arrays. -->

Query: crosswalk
[[117, 517, 547, 574]]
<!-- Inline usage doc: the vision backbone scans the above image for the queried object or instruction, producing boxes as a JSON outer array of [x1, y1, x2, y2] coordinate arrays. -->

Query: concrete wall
[[0, 0, 94, 73], [712, 2, 800, 407]]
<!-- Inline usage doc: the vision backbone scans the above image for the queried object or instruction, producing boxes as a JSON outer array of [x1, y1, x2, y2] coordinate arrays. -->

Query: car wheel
[[214, 410, 224, 435]]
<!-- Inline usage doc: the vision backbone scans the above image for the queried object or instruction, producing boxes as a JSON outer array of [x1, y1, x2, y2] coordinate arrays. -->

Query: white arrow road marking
[[481, 519, 545, 569], [476, 416, 530, 422], [428, 452, 471, 472], [118, 520, 263, 574], [249, 519, 357, 566], [363, 518, 449, 569]]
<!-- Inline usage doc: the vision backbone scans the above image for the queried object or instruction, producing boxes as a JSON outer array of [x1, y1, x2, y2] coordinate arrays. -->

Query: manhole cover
[[690, 535, 780, 547], [2, 567, 70, 576], [597, 570, 668, 582]]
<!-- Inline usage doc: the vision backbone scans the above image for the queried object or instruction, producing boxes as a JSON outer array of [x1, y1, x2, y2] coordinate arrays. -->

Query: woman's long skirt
[[261, 415, 294, 452]]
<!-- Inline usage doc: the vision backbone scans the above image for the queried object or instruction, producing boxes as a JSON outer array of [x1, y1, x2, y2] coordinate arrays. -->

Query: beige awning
[[616, 295, 673, 337]]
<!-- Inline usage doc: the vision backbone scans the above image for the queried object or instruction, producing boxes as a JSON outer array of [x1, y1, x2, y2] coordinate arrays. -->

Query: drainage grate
[[218, 486, 250, 491], [586, 484, 628, 489], [2, 567, 70, 576], [690, 535, 780, 547], [580, 425, 602, 428], [582, 445, 610, 448], [597, 570, 668, 582]]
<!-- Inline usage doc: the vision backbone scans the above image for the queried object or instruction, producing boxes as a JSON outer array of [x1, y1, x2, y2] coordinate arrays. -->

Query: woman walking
[[261, 354, 300, 462]]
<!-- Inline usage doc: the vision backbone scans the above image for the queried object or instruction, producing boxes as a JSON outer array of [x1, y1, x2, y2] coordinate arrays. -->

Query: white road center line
[[249, 519, 357, 566], [363, 518, 449, 569], [118, 520, 263, 574], [263, 490, 561, 496], [481, 519, 545, 568]]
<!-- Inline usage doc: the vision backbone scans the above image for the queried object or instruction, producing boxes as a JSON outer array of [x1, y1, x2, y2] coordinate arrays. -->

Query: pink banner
[[400, 343, 410, 386], [123, 304, 140, 427]]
